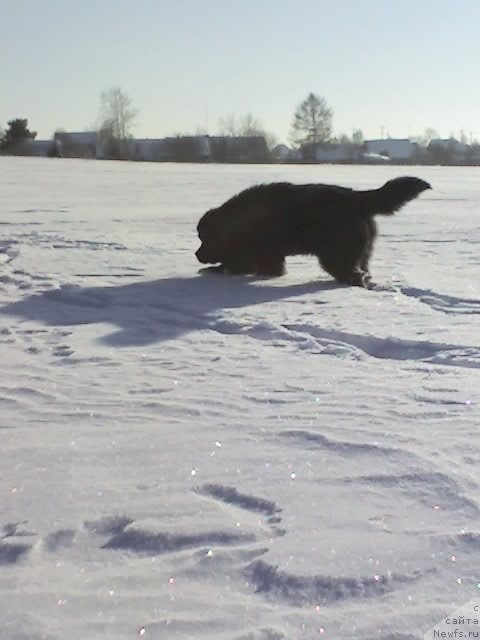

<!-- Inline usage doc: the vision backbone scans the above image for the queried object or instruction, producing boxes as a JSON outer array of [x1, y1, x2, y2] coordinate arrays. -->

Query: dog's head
[[197, 207, 220, 241], [196, 207, 224, 264]]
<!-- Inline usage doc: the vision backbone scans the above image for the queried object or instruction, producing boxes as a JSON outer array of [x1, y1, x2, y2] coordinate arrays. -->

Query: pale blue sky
[[2, 0, 480, 143]]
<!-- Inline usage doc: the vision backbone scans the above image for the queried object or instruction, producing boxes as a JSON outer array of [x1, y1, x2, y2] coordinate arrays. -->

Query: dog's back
[[195, 177, 431, 267], [197, 182, 352, 244]]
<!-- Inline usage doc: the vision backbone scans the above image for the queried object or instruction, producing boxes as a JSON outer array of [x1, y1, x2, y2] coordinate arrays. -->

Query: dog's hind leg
[[321, 260, 369, 287], [317, 225, 371, 287], [358, 218, 377, 284]]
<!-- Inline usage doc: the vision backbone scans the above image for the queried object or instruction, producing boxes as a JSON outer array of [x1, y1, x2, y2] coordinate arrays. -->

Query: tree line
[[0, 88, 355, 154], [2, 87, 478, 164]]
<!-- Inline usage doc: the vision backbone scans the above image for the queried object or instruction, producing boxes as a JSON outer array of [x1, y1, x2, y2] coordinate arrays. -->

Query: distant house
[[125, 135, 269, 163], [125, 136, 211, 162], [54, 131, 101, 158], [126, 138, 170, 162], [16, 139, 61, 157], [208, 136, 270, 163], [301, 142, 362, 163], [48, 133, 270, 163], [429, 137, 468, 152], [428, 138, 469, 164], [365, 138, 418, 162], [465, 144, 480, 165], [162, 136, 212, 162], [271, 144, 291, 162]]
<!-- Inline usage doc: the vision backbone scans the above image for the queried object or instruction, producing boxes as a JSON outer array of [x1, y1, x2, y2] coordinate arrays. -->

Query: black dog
[[195, 176, 431, 287]]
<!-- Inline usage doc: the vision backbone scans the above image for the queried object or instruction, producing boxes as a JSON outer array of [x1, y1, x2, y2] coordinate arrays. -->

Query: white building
[[24, 139, 60, 157], [127, 139, 169, 162], [429, 137, 468, 152], [313, 143, 360, 163], [54, 131, 102, 158], [365, 138, 418, 161]]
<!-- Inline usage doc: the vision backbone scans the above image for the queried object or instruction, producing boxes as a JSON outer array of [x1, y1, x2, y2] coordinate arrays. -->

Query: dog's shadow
[[0, 271, 342, 347]]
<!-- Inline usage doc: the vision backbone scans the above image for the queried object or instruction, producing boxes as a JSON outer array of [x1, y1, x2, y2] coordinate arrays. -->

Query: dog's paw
[[198, 265, 225, 275]]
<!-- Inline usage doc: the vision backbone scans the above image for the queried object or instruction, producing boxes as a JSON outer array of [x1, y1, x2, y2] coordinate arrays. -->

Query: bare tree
[[218, 113, 238, 136], [290, 93, 333, 147], [238, 113, 264, 136], [99, 86, 137, 141], [352, 128, 364, 145], [411, 127, 439, 146], [335, 133, 351, 144], [217, 112, 277, 149], [333, 129, 364, 145], [218, 112, 264, 136]]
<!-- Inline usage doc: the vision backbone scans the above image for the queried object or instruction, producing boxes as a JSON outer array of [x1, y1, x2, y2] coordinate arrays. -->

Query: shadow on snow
[[0, 271, 338, 347]]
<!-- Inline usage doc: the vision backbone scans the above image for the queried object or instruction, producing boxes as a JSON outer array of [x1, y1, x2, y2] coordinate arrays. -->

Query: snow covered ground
[[0, 157, 479, 640]]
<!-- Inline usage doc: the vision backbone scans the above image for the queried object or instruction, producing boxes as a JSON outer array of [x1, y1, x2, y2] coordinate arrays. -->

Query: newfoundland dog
[[195, 176, 431, 287]]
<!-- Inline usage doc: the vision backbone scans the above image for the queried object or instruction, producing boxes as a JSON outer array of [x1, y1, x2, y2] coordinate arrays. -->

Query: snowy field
[[1, 157, 479, 640]]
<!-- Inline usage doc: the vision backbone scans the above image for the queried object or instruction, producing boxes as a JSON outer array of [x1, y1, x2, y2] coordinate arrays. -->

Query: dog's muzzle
[[195, 246, 219, 264]]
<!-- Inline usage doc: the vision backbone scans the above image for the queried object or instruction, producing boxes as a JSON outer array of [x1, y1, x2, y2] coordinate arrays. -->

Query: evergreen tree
[[0, 118, 37, 151], [290, 93, 333, 147]]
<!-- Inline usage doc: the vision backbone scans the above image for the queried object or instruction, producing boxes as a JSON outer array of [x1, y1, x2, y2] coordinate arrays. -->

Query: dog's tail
[[356, 176, 431, 216]]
